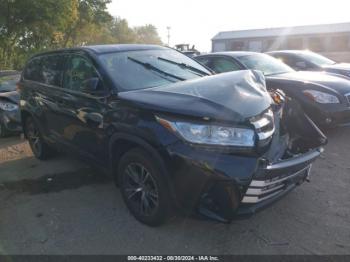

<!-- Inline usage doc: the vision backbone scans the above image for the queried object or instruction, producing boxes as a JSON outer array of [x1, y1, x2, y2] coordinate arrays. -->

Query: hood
[[119, 70, 272, 123], [323, 63, 350, 71], [0, 91, 19, 104], [268, 71, 350, 95], [322, 63, 350, 78]]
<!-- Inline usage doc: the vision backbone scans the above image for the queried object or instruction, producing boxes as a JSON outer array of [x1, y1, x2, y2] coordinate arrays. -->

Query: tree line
[[0, 0, 163, 70]]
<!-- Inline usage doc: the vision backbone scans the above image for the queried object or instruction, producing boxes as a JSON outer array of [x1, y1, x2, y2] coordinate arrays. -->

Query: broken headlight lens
[[0, 101, 18, 111], [156, 116, 255, 147], [303, 90, 340, 104]]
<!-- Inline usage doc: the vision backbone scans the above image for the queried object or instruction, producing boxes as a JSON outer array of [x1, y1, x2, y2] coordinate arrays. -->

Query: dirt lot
[[0, 128, 349, 255]]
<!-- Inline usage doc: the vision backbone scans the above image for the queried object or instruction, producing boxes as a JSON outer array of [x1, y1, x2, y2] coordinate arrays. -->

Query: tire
[[118, 148, 170, 226], [24, 116, 54, 160]]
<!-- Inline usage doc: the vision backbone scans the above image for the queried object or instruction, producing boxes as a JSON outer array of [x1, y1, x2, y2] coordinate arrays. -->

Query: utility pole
[[166, 26, 171, 46]]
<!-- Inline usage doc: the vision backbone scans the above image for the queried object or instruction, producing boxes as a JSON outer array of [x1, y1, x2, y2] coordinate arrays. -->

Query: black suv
[[19, 45, 326, 226]]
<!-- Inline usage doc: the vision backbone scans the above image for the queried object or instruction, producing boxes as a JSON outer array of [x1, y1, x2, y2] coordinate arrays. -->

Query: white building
[[212, 22, 350, 61]]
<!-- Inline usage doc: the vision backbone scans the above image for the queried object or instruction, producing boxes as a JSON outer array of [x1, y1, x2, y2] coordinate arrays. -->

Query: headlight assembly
[[0, 101, 18, 111], [156, 116, 255, 147], [303, 90, 340, 104]]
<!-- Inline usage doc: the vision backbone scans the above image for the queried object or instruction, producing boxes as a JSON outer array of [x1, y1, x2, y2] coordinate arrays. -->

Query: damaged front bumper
[[164, 98, 326, 223], [238, 148, 322, 216], [166, 142, 324, 223]]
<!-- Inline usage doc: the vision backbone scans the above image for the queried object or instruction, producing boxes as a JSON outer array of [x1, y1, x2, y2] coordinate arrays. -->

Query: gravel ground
[[0, 128, 349, 255]]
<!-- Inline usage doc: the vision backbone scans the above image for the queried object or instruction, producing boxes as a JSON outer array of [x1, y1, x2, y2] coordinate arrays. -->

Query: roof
[[197, 51, 258, 58], [267, 50, 312, 55], [82, 44, 166, 54], [212, 22, 350, 41], [31, 44, 167, 58]]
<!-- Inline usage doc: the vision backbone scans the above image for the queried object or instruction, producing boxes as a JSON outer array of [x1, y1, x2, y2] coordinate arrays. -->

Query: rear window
[[24, 54, 64, 86]]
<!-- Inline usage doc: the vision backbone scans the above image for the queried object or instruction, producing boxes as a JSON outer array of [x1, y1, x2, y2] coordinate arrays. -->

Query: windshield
[[236, 53, 294, 76], [0, 74, 20, 92], [299, 52, 336, 67], [99, 49, 211, 91]]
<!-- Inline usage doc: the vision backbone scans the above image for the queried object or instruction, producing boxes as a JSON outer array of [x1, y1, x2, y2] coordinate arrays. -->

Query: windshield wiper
[[128, 56, 185, 81], [157, 57, 210, 76]]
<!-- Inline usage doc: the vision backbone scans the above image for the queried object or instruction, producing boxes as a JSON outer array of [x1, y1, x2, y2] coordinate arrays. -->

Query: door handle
[[78, 111, 103, 128]]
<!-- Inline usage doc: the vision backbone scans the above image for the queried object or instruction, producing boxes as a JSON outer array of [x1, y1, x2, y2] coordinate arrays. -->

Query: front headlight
[[0, 101, 18, 111], [303, 90, 340, 104], [156, 116, 255, 147]]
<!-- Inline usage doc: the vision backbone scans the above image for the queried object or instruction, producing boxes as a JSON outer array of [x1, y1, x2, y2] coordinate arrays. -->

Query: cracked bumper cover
[[165, 141, 323, 221], [162, 96, 325, 222], [238, 148, 322, 216]]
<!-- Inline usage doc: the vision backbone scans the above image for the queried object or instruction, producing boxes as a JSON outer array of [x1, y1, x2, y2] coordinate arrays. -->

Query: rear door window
[[24, 54, 64, 87], [41, 55, 64, 87]]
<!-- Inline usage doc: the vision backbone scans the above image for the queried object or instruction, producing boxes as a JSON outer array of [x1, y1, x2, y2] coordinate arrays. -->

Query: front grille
[[250, 109, 275, 142], [241, 165, 311, 204]]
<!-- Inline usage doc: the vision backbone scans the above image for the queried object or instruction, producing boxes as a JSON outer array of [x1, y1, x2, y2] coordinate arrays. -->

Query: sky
[[107, 0, 350, 52]]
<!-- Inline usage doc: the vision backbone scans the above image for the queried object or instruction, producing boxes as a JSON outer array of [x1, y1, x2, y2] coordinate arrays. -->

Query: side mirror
[[81, 77, 100, 93], [295, 61, 307, 70]]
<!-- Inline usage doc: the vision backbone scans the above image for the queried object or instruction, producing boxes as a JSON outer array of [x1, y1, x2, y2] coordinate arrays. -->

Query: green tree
[[0, 0, 163, 70], [110, 17, 136, 43], [0, 0, 75, 68], [62, 0, 112, 47], [134, 24, 162, 45]]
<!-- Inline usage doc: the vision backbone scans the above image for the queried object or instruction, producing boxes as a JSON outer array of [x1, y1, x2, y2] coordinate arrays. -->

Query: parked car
[[0, 71, 21, 137], [195, 52, 350, 127], [267, 50, 350, 78], [19, 45, 325, 226]]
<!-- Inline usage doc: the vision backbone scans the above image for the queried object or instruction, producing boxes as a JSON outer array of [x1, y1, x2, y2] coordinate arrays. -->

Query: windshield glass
[[0, 74, 20, 92], [99, 49, 211, 91], [299, 52, 336, 66], [236, 53, 294, 76]]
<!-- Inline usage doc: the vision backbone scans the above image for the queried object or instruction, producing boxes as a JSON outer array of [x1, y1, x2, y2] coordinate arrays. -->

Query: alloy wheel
[[123, 163, 159, 216]]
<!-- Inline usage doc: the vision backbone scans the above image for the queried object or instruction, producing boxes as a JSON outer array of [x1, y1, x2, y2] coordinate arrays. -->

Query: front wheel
[[24, 116, 54, 160], [118, 148, 170, 226]]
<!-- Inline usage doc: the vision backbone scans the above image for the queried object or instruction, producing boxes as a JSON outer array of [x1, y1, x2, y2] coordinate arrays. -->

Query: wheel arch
[[109, 133, 167, 176], [108, 132, 177, 203]]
